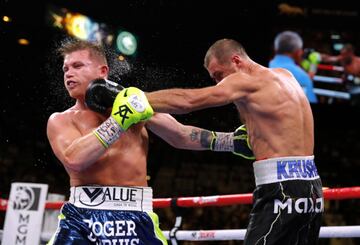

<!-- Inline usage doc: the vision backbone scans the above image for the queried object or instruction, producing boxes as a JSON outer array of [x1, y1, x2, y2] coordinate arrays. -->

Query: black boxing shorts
[[244, 156, 323, 245], [48, 186, 167, 244]]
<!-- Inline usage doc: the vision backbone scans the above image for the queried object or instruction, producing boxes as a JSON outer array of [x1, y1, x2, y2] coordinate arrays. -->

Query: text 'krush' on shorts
[[253, 156, 320, 186], [276, 159, 318, 180]]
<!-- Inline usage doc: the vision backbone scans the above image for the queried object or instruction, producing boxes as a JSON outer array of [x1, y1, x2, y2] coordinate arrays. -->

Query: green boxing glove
[[111, 87, 154, 129], [210, 125, 255, 160], [301, 49, 321, 73], [308, 51, 321, 65], [93, 87, 154, 148]]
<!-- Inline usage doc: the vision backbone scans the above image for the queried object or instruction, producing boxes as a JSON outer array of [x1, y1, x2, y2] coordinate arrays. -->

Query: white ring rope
[[1, 226, 358, 242], [160, 226, 360, 241], [313, 75, 343, 83], [313, 88, 351, 99]]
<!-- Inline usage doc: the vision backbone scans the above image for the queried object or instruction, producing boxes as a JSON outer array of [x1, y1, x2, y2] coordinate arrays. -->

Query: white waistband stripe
[[69, 186, 153, 212], [253, 155, 320, 186]]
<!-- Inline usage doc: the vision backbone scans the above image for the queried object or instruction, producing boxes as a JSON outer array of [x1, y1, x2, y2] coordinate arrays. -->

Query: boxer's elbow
[[63, 153, 90, 172], [63, 158, 86, 172]]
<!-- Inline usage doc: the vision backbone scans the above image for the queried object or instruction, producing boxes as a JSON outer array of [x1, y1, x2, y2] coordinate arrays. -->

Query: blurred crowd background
[[1, 0, 360, 244]]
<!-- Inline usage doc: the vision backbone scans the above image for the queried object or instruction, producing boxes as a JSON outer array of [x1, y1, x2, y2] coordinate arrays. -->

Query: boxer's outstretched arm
[[320, 53, 341, 63], [146, 113, 213, 150], [47, 113, 107, 172], [146, 74, 251, 114], [145, 86, 229, 114], [146, 113, 254, 160]]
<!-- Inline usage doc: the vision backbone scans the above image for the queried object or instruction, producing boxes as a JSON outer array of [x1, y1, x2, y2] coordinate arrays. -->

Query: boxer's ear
[[99, 65, 109, 77], [231, 55, 242, 66]]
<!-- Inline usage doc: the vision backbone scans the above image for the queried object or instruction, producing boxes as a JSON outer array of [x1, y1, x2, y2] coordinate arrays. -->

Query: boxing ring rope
[[31, 226, 360, 242], [317, 64, 344, 72], [313, 75, 343, 84], [1, 186, 359, 210], [313, 88, 351, 99], [1, 186, 360, 242], [161, 226, 360, 241], [311, 62, 357, 100]]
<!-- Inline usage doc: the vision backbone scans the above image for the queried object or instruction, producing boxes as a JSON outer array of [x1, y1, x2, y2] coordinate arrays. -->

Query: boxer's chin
[[68, 89, 84, 100]]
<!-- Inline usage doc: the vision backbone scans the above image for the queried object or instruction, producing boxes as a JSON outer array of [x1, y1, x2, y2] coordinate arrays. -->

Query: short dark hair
[[274, 31, 303, 54], [204, 39, 248, 68], [58, 39, 108, 65]]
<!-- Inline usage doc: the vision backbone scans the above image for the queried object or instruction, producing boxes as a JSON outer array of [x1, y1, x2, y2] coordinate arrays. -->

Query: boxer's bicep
[[187, 72, 257, 108], [146, 86, 233, 114], [47, 113, 82, 163]]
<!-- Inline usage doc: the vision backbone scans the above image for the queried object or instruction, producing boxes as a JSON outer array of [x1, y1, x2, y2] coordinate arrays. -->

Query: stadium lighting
[[2, 16, 11, 22], [116, 31, 137, 55]]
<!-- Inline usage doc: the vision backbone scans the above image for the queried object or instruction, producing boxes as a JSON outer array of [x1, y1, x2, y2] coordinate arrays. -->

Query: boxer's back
[[236, 67, 314, 160]]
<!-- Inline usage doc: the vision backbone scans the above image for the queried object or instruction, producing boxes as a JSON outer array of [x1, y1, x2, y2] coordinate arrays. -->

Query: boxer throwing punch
[[46, 39, 255, 244], [145, 38, 324, 245]]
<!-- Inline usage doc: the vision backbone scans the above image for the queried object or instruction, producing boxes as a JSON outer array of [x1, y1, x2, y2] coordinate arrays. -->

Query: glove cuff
[[210, 131, 234, 152], [93, 117, 123, 148]]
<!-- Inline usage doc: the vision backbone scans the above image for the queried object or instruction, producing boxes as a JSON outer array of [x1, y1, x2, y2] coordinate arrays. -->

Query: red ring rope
[[1, 186, 359, 211], [317, 64, 344, 72]]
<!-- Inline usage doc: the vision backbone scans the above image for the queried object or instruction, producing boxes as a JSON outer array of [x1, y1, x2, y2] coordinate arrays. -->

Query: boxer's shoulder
[[47, 111, 73, 135], [47, 107, 86, 130]]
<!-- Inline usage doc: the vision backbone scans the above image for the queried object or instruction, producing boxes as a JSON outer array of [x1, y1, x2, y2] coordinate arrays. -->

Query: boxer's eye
[[213, 72, 223, 82], [73, 62, 84, 69]]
